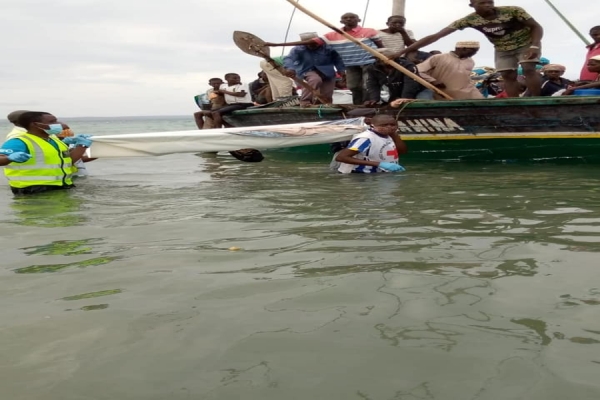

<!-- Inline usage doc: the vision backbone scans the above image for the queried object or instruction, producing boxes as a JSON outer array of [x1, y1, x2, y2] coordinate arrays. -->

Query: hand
[[390, 98, 416, 108], [283, 69, 296, 78], [379, 162, 405, 172], [74, 134, 93, 147], [363, 100, 378, 107], [7, 152, 32, 163], [524, 47, 540, 60], [562, 88, 574, 96]]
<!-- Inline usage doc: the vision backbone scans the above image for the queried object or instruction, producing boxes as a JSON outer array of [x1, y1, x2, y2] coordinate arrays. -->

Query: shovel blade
[[233, 31, 271, 58]]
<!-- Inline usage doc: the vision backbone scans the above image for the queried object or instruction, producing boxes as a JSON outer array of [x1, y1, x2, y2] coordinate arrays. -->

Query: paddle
[[283, 0, 454, 100], [233, 30, 331, 105]]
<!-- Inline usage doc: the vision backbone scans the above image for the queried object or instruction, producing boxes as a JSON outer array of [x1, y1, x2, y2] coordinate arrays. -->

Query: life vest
[[4, 133, 74, 189]]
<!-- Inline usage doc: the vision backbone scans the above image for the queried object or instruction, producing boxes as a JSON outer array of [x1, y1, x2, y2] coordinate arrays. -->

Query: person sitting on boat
[[394, 0, 544, 98], [265, 13, 384, 105], [335, 114, 407, 174], [417, 41, 484, 100], [249, 72, 269, 102], [378, 15, 416, 54], [194, 78, 226, 130], [563, 56, 600, 95], [364, 49, 427, 106], [5, 110, 30, 140], [259, 56, 294, 100], [281, 32, 346, 105], [0, 111, 93, 195], [211, 73, 254, 128], [580, 26, 600, 82], [539, 64, 572, 97]]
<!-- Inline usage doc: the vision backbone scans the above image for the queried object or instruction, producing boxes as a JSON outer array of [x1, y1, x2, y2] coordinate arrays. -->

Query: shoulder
[[449, 12, 479, 28], [219, 83, 227, 89], [500, 6, 532, 18], [361, 27, 380, 37]]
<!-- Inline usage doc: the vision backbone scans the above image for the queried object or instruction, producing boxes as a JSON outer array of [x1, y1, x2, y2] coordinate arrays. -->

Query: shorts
[[495, 45, 541, 72], [11, 184, 74, 196], [214, 103, 254, 115]]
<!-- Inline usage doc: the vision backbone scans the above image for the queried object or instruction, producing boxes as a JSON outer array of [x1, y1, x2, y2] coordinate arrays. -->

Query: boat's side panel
[[265, 137, 600, 163]]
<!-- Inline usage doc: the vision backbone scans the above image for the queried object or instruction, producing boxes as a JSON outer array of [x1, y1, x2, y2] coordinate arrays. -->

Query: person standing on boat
[[335, 114, 407, 174], [395, 0, 544, 98], [539, 64, 571, 96], [282, 32, 346, 105], [580, 26, 600, 82], [211, 73, 254, 128], [417, 42, 484, 100], [259, 56, 294, 100], [265, 13, 384, 105], [364, 49, 426, 105], [0, 111, 92, 195], [378, 15, 416, 54]]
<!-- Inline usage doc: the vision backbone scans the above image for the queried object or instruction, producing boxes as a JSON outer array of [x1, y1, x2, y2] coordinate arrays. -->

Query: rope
[[282, 0, 299, 57], [362, 0, 371, 25], [317, 104, 324, 118], [394, 102, 411, 121]]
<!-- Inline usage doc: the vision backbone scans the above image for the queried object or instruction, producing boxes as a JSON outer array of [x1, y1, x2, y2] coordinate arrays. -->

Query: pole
[[392, 0, 406, 16], [283, 0, 453, 100], [543, 0, 591, 45]]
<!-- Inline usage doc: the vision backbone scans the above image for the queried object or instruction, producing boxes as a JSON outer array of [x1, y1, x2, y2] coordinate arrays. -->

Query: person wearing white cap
[[395, 0, 544, 98], [5, 110, 30, 140], [417, 41, 484, 100], [564, 55, 600, 95], [282, 32, 346, 105]]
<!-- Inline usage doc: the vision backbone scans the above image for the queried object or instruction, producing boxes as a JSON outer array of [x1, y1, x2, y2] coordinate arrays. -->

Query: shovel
[[233, 30, 331, 105]]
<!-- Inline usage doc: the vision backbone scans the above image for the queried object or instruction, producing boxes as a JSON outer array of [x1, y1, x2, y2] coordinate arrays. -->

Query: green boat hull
[[224, 96, 600, 163]]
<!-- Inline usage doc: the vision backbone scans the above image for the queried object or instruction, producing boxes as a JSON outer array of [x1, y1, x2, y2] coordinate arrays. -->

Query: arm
[[564, 81, 600, 94], [399, 29, 416, 46], [523, 18, 544, 59], [0, 139, 30, 166], [0, 155, 11, 166], [372, 38, 385, 48], [69, 146, 88, 163], [282, 50, 299, 77], [416, 57, 439, 84], [335, 148, 380, 168], [389, 132, 407, 155], [220, 90, 248, 97], [392, 27, 456, 58], [332, 50, 346, 75]]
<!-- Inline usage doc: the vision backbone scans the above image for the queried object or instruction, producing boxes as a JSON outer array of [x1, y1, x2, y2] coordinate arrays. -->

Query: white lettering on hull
[[397, 118, 465, 133]]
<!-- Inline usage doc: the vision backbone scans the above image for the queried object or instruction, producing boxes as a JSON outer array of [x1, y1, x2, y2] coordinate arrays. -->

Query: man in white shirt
[[212, 73, 254, 128], [5, 110, 29, 139]]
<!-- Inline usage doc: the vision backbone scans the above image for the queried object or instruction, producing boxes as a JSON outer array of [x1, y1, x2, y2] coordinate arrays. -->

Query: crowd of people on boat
[[194, 0, 600, 131]]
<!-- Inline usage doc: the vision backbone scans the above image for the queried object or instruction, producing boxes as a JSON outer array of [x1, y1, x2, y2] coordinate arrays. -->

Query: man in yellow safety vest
[[0, 111, 93, 195]]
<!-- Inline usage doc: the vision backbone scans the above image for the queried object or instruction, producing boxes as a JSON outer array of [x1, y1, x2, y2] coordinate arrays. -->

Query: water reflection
[[8, 191, 87, 227]]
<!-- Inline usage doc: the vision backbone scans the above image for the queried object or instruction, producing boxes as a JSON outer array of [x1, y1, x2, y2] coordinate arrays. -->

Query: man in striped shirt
[[265, 12, 384, 105]]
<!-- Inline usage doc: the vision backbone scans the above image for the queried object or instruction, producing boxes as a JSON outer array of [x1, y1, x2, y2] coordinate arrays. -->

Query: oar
[[233, 30, 331, 105], [283, 0, 453, 100]]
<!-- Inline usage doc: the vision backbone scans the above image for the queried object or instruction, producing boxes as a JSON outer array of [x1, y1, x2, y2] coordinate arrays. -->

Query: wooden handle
[[284, 0, 453, 100]]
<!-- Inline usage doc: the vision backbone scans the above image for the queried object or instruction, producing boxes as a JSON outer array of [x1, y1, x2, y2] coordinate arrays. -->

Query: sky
[[0, 0, 594, 117]]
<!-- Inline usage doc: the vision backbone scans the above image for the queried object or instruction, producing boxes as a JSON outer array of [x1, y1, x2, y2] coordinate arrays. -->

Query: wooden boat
[[224, 96, 600, 162]]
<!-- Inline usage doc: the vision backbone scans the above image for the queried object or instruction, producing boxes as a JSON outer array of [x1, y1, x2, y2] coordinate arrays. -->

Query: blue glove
[[379, 162, 405, 172], [61, 137, 77, 145], [7, 152, 32, 163], [73, 135, 93, 147]]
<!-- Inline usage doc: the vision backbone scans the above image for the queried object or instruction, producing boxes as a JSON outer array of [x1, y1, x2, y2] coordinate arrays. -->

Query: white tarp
[[89, 118, 364, 158]]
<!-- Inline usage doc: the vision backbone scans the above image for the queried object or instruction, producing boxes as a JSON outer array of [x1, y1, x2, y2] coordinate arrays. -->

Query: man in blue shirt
[[283, 32, 346, 105]]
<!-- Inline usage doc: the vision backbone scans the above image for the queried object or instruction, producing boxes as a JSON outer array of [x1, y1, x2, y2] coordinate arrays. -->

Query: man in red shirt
[[580, 26, 600, 81]]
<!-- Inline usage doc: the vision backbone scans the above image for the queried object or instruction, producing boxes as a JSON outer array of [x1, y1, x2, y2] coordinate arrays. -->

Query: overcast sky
[[0, 0, 593, 117]]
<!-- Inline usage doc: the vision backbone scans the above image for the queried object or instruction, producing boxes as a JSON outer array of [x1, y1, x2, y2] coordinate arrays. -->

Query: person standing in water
[[335, 114, 407, 174], [395, 0, 544, 98]]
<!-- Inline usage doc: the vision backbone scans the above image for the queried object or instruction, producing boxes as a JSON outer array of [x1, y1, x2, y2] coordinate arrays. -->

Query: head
[[454, 41, 480, 58], [300, 32, 320, 49], [340, 13, 360, 29], [208, 77, 223, 90], [469, 0, 495, 17], [541, 64, 566, 79], [587, 56, 600, 73], [7, 110, 30, 127], [370, 115, 398, 136], [224, 73, 241, 85], [16, 112, 66, 135], [591, 26, 600, 44], [386, 15, 406, 33]]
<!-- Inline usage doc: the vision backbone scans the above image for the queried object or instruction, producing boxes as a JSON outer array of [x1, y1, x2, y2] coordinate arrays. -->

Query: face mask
[[41, 124, 64, 135]]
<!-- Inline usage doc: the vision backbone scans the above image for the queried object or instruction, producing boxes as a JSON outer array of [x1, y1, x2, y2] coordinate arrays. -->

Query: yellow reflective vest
[[4, 133, 74, 189]]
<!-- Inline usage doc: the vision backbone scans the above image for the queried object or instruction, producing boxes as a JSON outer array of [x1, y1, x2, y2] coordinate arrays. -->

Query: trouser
[[346, 65, 370, 105], [11, 184, 74, 196], [301, 71, 336, 103], [260, 60, 294, 99]]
